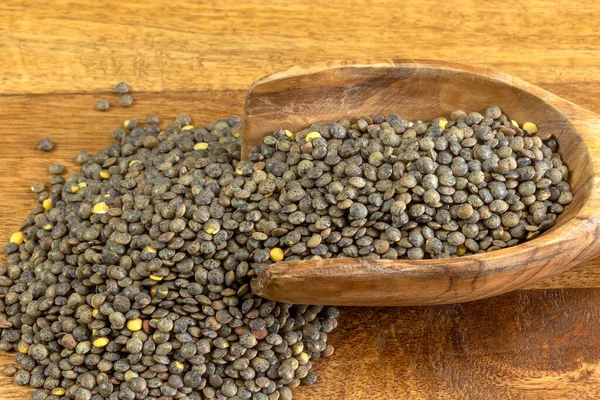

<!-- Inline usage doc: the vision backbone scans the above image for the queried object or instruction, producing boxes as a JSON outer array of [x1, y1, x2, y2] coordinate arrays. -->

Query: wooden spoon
[[242, 60, 600, 306]]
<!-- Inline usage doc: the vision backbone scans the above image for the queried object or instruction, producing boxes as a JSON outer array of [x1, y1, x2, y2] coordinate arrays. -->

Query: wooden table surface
[[1, 0, 600, 398]]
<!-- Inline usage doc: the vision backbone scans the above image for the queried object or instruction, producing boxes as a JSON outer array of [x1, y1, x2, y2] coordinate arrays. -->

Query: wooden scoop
[[242, 60, 600, 306]]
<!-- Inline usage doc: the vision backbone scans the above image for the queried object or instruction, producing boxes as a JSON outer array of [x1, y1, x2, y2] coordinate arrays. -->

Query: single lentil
[[37, 138, 54, 152], [95, 100, 110, 111], [118, 94, 133, 107], [115, 82, 130, 94]]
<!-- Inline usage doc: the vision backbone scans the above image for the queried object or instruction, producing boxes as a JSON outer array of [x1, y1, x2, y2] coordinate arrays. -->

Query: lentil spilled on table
[[2, 114, 338, 400], [37, 139, 55, 152], [0, 104, 572, 400]]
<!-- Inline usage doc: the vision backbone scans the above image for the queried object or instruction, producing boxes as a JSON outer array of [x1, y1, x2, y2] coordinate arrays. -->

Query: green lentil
[[37, 138, 54, 152]]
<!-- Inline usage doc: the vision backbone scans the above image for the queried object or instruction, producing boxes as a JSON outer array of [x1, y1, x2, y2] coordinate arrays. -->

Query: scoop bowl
[[242, 60, 600, 306]]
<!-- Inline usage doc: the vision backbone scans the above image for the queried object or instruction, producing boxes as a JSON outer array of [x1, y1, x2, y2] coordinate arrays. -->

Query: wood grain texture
[[0, 0, 600, 95], [304, 289, 600, 400], [1, 0, 600, 398], [248, 60, 600, 306]]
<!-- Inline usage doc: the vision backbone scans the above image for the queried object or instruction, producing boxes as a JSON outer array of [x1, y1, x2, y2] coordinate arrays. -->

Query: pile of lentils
[[0, 114, 338, 400], [242, 106, 572, 260], [0, 104, 572, 399]]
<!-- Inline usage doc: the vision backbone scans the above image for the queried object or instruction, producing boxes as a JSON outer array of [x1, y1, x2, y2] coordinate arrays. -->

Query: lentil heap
[[0, 114, 338, 400], [0, 104, 573, 399], [244, 106, 571, 260]]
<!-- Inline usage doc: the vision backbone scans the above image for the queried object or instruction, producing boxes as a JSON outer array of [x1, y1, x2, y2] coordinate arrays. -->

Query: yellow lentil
[[456, 245, 467, 256], [129, 160, 141, 166], [288, 358, 299, 370], [78, 182, 87, 188], [92, 202, 109, 214], [305, 131, 322, 142], [291, 342, 304, 355], [182, 125, 194, 131], [100, 171, 111, 179], [146, 246, 157, 254], [511, 120, 519, 128], [127, 319, 143, 331], [9, 232, 24, 245], [270, 248, 284, 262], [123, 120, 131, 128], [299, 352, 311, 364], [285, 129, 294, 138], [43, 198, 53, 211], [149, 274, 163, 281], [124, 371, 138, 382], [18, 342, 29, 353], [70, 185, 79, 193], [193, 142, 209, 150], [93, 337, 109, 348], [438, 119, 448, 130], [52, 388, 65, 396], [523, 122, 538, 134], [232, 131, 240, 138], [43, 224, 52, 231]]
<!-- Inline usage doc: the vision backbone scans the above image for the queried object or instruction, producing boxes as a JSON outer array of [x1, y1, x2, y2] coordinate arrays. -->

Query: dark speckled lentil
[[37, 138, 54, 152]]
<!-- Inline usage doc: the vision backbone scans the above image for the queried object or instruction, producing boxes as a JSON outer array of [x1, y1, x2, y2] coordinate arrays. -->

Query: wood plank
[[3, 289, 600, 399], [303, 289, 600, 399], [2, 0, 600, 398], [0, 0, 599, 94]]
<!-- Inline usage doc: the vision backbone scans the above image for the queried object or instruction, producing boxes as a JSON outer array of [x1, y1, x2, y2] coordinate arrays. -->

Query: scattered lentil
[[47, 163, 65, 175], [95, 100, 110, 111], [37, 138, 54, 152], [30, 182, 45, 193], [117, 94, 133, 107], [115, 82, 130, 94]]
